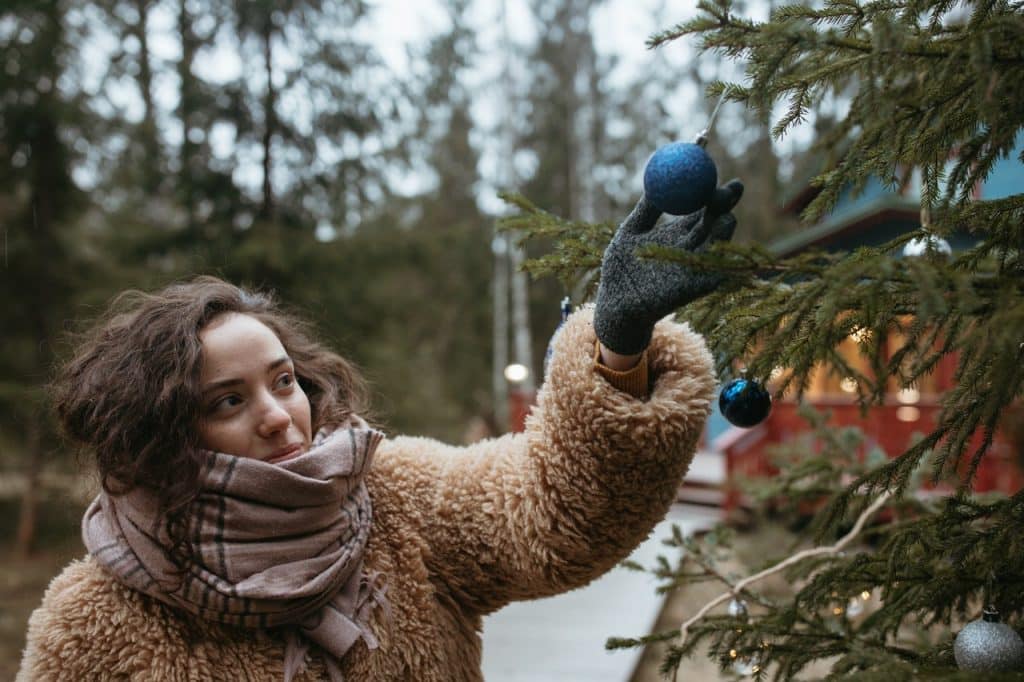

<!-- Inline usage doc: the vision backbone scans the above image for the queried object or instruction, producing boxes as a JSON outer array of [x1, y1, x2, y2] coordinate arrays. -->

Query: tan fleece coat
[[18, 307, 715, 681]]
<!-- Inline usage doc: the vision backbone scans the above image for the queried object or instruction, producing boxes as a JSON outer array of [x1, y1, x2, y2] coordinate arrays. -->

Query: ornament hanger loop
[[695, 85, 734, 148]]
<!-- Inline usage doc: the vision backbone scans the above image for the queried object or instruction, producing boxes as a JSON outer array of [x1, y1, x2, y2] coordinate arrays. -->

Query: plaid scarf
[[82, 419, 387, 681]]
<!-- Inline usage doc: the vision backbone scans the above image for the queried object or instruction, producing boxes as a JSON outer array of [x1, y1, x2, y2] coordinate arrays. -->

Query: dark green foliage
[[505, 0, 1024, 677], [0, 0, 89, 416], [653, 0, 1024, 220], [498, 191, 615, 298], [1, 0, 490, 556], [605, 415, 1024, 679]]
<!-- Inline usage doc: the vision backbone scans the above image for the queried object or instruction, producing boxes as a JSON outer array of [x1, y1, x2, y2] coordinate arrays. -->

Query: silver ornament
[[902, 235, 952, 258], [845, 590, 872, 619], [954, 608, 1024, 672], [728, 597, 749, 620], [730, 655, 760, 677]]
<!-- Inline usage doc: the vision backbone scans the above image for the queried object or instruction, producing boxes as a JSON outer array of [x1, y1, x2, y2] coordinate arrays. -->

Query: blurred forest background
[[0, 0, 804, 669]]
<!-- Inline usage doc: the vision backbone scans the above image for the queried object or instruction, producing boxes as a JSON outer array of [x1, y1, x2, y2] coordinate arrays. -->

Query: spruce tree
[[506, 0, 1024, 678], [0, 0, 93, 556]]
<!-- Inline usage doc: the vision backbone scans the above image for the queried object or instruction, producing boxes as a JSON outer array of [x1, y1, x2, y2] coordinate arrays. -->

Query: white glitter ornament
[[954, 607, 1024, 672]]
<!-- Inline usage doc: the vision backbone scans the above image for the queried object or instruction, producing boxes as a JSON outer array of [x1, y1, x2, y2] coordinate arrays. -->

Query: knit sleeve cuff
[[593, 341, 650, 399]]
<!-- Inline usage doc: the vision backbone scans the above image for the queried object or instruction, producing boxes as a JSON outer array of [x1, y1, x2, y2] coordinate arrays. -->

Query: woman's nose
[[257, 396, 292, 437]]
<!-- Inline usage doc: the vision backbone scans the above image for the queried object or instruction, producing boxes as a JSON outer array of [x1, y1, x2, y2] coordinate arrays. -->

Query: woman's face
[[197, 313, 312, 463]]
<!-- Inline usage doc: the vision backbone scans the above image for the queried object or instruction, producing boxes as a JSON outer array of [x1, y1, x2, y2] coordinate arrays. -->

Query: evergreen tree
[[508, 0, 1024, 678], [94, 0, 166, 197], [311, 0, 493, 442], [672, 0, 796, 247], [79, 0, 246, 282], [0, 0, 92, 555], [230, 0, 402, 236], [387, 0, 492, 438], [512, 0, 618, 367], [518, 0, 606, 220]]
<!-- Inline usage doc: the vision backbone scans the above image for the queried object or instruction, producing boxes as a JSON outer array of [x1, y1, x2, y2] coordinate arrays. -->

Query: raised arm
[[384, 306, 713, 615], [376, 181, 744, 615]]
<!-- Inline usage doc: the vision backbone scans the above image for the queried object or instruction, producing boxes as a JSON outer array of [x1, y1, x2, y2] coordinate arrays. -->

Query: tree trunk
[[134, 0, 161, 194], [12, 0, 69, 558], [260, 18, 276, 221], [15, 420, 43, 558], [177, 0, 198, 231]]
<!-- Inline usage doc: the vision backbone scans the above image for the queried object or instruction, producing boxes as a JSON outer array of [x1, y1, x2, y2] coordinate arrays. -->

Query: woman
[[18, 181, 743, 681]]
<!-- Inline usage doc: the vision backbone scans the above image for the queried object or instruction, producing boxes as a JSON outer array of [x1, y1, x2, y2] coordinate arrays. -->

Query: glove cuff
[[593, 341, 650, 398], [592, 308, 654, 356]]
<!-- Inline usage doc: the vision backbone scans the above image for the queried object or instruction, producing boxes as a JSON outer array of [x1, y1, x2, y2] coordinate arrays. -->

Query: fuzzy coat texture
[[18, 307, 716, 681]]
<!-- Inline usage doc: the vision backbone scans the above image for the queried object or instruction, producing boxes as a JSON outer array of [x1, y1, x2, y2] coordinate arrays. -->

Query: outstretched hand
[[594, 179, 744, 357]]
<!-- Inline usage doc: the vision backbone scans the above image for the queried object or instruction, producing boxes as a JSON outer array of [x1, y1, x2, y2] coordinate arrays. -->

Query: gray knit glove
[[594, 179, 744, 355]]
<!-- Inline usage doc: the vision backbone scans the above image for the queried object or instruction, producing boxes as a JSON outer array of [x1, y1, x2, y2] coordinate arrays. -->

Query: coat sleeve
[[16, 559, 137, 681], [384, 305, 716, 615], [17, 557, 326, 681]]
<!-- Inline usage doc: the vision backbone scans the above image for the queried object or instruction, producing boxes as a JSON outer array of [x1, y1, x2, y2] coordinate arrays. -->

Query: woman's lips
[[266, 444, 303, 464]]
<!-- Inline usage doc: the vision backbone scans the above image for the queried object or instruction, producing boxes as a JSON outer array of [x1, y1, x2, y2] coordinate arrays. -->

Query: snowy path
[[481, 504, 721, 682]]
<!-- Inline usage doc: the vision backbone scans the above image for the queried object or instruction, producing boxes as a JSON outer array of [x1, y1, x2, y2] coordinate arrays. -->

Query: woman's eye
[[211, 394, 242, 412], [275, 372, 295, 390]]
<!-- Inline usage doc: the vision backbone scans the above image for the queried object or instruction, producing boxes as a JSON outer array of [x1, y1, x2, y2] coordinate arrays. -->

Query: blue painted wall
[[706, 401, 730, 443], [831, 176, 892, 221], [981, 130, 1024, 200]]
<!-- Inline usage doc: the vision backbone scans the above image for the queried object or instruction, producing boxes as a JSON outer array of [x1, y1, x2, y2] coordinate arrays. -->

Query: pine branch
[[677, 491, 893, 650], [496, 191, 613, 294], [649, 0, 1024, 217]]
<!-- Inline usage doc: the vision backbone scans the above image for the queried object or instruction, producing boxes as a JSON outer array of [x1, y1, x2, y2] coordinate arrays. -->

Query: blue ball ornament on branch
[[643, 142, 718, 216], [642, 86, 734, 216], [593, 85, 745, 357], [719, 377, 772, 428]]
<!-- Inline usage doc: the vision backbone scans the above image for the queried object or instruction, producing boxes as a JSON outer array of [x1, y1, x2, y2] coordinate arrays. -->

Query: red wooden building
[[712, 159, 1024, 510]]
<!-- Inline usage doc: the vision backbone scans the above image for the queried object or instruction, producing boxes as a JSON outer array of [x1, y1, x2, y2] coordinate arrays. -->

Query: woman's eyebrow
[[201, 356, 292, 395]]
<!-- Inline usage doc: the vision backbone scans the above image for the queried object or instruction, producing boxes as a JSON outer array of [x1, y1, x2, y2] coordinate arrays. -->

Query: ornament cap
[[984, 607, 1002, 623]]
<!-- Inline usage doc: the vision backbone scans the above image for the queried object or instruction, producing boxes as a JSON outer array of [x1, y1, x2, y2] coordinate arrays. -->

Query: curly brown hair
[[54, 276, 369, 566]]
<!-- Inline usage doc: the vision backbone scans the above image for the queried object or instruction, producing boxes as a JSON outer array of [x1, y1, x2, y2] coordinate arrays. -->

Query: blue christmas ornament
[[643, 142, 718, 216], [719, 378, 771, 428]]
